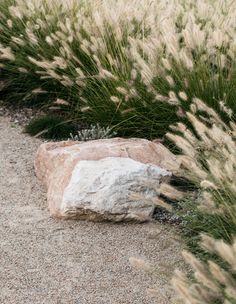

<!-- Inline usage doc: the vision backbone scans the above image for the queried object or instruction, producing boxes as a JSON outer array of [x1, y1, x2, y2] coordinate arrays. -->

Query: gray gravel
[[0, 115, 183, 304]]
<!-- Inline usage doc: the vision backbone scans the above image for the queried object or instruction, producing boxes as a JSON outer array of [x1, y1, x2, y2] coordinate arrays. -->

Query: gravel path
[[0, 115, 183, 304]]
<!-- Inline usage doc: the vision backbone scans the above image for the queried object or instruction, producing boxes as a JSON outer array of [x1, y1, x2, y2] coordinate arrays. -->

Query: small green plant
[[25, 115, 75, 140], [70, 123, 117, 141]]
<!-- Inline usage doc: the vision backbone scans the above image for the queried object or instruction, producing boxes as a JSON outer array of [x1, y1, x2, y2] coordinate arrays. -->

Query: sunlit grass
[[1, 0, 236, 138]]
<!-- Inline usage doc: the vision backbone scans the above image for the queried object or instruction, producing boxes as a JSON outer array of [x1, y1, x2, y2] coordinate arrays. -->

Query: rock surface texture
[[59, 157, 170, 221], [34, 138, 179, 221]]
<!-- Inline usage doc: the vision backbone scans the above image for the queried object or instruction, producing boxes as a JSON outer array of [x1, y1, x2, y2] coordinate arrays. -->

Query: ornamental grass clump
[[1, 0, 236, 137], [172, 236, 236, 304], [25, 115, 76, 140], [166, 97, 236, 244], [163, 99, 236, 303], [138, 100, 236, 303]]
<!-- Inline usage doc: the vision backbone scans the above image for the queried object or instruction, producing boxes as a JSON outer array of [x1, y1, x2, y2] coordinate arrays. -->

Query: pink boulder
[[34, 138, 179, 220]]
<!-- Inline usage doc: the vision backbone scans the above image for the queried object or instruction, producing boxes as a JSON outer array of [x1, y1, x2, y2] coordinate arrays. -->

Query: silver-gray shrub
[[70, 124, 117, 141]]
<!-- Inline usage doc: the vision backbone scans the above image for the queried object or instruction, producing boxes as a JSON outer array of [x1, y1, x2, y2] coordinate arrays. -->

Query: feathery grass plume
[[172, 236, 236, 304], [129, 257, 151, 272], [163, 98, 236, 302], [166, 98, 236, 242], [1, 0, 236, 137]]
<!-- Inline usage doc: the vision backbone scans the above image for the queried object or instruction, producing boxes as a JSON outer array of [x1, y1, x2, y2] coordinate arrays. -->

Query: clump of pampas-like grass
[[165, 98, 236, 303], [1, 0, 236, 137], [130, 99, 236, 303], [172, 235, 236, 304]]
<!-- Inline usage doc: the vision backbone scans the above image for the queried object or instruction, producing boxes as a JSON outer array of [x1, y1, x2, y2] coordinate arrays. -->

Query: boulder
[[56, 157, 170, 221], [34, 138, 179, 221]]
